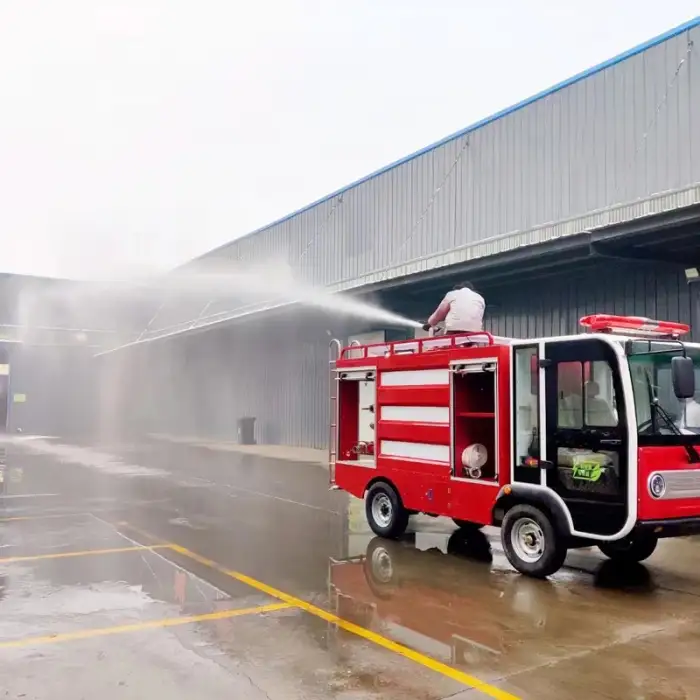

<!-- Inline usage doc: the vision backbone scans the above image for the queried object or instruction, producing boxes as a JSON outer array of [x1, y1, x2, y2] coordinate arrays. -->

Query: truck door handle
[[599, 439, 621, 447]]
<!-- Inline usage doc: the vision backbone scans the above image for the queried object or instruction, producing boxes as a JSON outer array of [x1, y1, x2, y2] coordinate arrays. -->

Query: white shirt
[[428, 288, 485, 332]]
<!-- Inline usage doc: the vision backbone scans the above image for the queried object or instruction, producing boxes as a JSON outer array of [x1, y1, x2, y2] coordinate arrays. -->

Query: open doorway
[[451, 360, 498, 481], [348, 331, 384, 448]]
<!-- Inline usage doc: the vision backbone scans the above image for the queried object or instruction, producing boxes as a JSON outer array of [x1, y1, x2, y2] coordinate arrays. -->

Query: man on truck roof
[[423, 281, 485, 336]]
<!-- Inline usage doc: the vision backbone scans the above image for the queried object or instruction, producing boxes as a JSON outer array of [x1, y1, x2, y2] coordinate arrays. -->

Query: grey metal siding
[[485, 262, 697, 342], [98, 315, 336, 449], [163, 24, 700, 335]]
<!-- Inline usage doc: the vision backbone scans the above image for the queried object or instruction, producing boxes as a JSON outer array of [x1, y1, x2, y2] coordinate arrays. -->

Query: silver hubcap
[[372, 493, 393, 528], [511, 517, 545, 563], [371, 547, 393, 582]]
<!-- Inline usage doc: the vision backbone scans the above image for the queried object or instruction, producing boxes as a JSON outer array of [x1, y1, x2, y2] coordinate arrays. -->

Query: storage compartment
[[452, 365, 497, 480], [337, 373, 376, 465]]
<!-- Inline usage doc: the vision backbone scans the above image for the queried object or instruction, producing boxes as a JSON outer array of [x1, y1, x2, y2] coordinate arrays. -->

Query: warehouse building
[[88, 18, 700, 447]]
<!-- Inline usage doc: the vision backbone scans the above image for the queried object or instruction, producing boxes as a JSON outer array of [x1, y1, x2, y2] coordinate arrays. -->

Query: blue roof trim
[[195, 15, 700, 263]]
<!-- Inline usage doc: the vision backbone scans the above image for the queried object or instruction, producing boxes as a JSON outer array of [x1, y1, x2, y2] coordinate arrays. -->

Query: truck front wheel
[[598, 533, 658, 563], [501, 504, 567, 578], [365, 482, 409, 539]]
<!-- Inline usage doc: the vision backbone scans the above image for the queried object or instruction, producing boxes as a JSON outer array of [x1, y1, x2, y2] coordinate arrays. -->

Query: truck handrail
[[339, 330, 495, 360]]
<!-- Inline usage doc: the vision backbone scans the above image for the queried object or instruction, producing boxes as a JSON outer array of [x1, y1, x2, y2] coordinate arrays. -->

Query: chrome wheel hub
[[372, 493, 393, 528], [511, 517, 545, 563]]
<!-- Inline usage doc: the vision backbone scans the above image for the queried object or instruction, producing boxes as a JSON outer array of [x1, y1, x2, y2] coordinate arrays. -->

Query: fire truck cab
[[329, 314, 700, 578]]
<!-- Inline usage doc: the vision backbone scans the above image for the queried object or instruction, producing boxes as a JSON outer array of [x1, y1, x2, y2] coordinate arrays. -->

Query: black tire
[[452, 518, 484, 531], [501, 504, 567, 578], [365, 482, 409, 539], [598, 533, 658, 564]]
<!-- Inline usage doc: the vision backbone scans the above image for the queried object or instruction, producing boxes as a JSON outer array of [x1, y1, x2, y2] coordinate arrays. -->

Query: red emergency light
[[579, 314, 690, 338]]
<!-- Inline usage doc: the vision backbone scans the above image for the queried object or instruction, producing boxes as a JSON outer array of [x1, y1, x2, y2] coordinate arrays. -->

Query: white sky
[[0, 1, 698, 280]]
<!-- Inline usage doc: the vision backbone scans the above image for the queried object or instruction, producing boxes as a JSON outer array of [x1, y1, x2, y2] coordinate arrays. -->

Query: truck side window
[[557, 361, 618, 429], [586, 361, 618, 427], [514, 347, 539, 462], [558, 362, 584, 428]]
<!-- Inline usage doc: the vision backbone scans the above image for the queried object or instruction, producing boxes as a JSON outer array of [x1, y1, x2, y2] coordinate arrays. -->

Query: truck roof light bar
[[580, 314, 690, 338]]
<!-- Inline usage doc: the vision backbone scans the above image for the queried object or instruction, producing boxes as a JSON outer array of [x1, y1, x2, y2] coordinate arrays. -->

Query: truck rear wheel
[[501, 504, 567, 578], [365, 482, 409, 539], [598, 533, 658, 563]]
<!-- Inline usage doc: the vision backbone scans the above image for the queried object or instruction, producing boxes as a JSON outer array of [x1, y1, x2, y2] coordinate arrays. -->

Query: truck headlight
[[649, 473, 666, 499]]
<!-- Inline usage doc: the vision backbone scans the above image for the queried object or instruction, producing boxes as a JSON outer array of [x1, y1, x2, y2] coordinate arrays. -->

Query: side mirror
[[672, 356, 695, 399]]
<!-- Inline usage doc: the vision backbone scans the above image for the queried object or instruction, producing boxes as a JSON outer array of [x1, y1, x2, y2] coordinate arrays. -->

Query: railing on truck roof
[[339, 331, 501, 360]]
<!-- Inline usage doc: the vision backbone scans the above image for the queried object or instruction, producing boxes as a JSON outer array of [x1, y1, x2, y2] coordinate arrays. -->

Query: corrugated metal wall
[[384, 261, 699, 341], [153, 23, 700, 333], [97, 312, 360, 449], [484, 261, 697, 341], [98, 261, 697, 449]]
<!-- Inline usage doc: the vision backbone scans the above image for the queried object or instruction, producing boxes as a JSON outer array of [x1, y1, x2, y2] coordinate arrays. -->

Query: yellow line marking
[[0, 602, 292, 650], [168, 544, 521, 700], [0, 544, 172, 565], [0, 512, 90, 523]]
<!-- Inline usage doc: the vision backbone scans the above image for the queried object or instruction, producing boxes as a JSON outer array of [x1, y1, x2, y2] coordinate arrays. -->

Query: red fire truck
[[329, 314, 700, 578]]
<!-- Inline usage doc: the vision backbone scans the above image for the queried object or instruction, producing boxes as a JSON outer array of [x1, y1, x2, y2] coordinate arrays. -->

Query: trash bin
[[237, 417, 256, 445]]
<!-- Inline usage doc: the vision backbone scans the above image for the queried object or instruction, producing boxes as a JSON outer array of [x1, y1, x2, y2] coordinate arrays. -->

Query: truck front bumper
[[637, 517, 700, 538]]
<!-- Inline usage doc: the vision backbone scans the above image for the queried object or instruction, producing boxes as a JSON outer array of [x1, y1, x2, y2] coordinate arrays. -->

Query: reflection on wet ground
[[2, 437, 700, 699]]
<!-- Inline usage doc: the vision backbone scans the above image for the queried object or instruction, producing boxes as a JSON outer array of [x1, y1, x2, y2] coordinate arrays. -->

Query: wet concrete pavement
[[2, 437, 700, 699]]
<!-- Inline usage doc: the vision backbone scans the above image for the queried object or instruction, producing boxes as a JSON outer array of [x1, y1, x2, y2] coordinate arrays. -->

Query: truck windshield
[[627, 341, 700, 437]]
